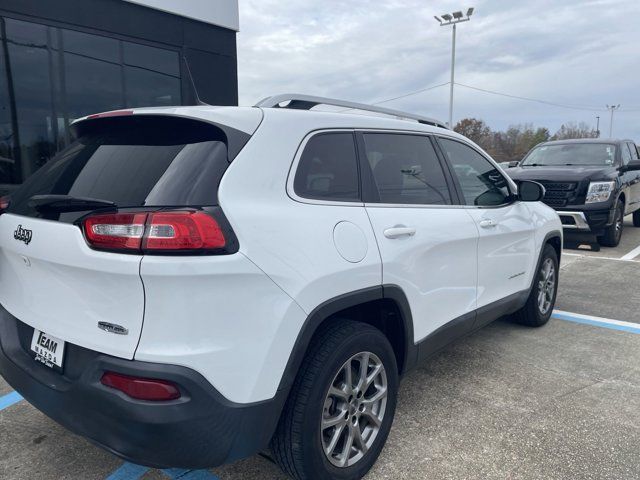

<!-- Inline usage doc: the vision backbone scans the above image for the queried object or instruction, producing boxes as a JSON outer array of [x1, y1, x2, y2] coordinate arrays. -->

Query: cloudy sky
[[236, 0, 640, 140]]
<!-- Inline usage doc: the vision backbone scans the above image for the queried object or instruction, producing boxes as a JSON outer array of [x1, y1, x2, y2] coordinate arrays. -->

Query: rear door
[[0, 114, 242, 359], [436, 137, 536, 311], [360, 132, 479, 343]]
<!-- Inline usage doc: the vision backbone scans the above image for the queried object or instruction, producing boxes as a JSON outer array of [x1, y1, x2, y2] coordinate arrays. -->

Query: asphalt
[[1, 216, 640, 480]]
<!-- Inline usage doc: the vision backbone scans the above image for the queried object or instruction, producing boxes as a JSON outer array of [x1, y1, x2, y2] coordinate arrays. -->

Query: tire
[[271, 320, 399, 480], [633, 210, 640, 227], [512, 244, 558, 327], [598, 200, 624, 247]]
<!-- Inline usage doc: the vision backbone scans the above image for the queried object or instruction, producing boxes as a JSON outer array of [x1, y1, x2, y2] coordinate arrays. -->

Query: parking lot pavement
[[558, 215, 640, 324], [562, 215, 640, 261], [2, 224, 640, 480]]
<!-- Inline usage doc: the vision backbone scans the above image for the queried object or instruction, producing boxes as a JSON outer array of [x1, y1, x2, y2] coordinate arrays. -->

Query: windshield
[[521, 143, 617, 167]]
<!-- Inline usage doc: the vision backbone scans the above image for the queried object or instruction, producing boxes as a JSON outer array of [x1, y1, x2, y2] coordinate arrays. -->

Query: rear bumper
[[0, 306, 282, 469]]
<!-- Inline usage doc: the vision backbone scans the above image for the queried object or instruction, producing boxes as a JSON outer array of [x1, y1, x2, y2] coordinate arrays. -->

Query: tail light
[[82, 209, 235, 254], [84, 213, 147, 250], [0, 196, 10, 215], [101, 372, 181, 401], [144, 211, 225, 250]]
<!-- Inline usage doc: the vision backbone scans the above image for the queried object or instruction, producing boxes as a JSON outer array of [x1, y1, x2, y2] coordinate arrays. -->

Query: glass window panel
[[62, 28, 119, 63], [0, 29, 17, 193], [294, 133, 360, 201], [8, 117, 229, 222], [363, 133, 452, 205], [123, 41, 180, 77], [439, 138, 511, 206], [64, 52, 124, 120], [4, 21, 56, 182], [124, 66, 181, 108], [5, 18, 47, 46]]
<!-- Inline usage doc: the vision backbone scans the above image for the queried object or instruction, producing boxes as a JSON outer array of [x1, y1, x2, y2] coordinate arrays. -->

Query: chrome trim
[[558, 211, 590, 230]]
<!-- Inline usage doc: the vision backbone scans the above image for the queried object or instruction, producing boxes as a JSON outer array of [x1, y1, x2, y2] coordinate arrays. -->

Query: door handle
[[383, 226, 416, 239], [479, 219, 497, 228]]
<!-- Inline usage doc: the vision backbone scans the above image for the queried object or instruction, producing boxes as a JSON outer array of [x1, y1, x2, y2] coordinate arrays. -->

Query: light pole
[[595, 116, 600, 138], [434, 8, 474, 128], [606, 104, 620, 138]]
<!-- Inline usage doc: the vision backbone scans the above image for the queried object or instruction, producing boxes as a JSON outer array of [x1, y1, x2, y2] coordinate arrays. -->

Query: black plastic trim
[[276, 286, 384, 393], [0, 307, 279, 469], [414, 289, 529, 365]]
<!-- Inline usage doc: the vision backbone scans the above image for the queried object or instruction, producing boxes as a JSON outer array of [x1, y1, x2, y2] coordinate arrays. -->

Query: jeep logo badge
[[14, 225, 32, 245]]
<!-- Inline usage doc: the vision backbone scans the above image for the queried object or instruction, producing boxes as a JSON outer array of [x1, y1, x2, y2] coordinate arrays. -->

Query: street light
[[435, 7, 474, 128], [606, 104, 620, 138]]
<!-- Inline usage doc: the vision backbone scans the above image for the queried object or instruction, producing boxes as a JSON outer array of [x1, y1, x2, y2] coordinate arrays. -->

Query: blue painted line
[[106, 463, 149, 480], [553, 312, 640, 335], [0, 391, 23, 411], [163, 468, 219, 479]]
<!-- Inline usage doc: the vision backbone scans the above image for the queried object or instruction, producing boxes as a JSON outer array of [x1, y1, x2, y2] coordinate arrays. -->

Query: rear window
[[7, 116, 243, 222]]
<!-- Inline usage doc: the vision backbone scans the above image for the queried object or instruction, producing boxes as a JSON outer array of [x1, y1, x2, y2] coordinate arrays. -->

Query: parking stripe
[[163, 468, 219, 479], [620, 244, 640, 261], [0, 391, 23, 411], [105, 463, 149, 480], [553, 310, 640, 334], [562, 252, 638, 263]]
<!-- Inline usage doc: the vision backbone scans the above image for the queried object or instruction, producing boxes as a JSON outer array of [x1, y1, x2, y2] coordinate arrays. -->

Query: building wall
[[0, 0, 238, 193], [122, 0, 240, 31]]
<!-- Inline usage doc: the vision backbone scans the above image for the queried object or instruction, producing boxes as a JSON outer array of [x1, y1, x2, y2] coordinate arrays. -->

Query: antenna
[[182, 56, 209, 106]]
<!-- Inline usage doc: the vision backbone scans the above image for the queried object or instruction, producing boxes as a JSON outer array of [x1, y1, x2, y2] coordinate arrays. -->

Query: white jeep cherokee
[[0, 95, 561, 480]]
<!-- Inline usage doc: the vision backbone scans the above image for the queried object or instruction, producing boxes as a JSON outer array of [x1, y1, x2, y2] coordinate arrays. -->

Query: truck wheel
[[271, 320, 398, 480], [598, 200, 624, 247], [512, 244, 558, 327], [633, 210, 640, 227]]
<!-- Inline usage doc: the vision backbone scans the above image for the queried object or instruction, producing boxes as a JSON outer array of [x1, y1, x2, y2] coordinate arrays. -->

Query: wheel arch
[[276, 285, 416, 397], [544, 231, 562, 265]]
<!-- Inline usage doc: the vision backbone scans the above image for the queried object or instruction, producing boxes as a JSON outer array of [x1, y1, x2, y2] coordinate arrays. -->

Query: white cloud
[[237, 0, 640, 140]]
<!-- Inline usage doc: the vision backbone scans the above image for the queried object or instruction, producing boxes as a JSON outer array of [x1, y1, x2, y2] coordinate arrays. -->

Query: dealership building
[[0, 0, 239, 194]]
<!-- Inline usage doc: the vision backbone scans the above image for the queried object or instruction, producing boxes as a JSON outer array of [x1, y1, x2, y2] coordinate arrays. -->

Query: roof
[[73, 103, 456, 139], [539, 138, 634, 146]]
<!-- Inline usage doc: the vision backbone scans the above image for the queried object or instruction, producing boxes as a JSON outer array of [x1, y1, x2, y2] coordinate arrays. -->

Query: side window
[[439, 138, 511, 206], [621, 143, 632, 165], [293, 132, 360, 202], [627, 143, 639, 161], [362, 133, 452, 205]]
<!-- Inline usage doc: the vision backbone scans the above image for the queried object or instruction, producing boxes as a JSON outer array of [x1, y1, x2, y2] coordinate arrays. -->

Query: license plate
[[30, 330, 65, 371]]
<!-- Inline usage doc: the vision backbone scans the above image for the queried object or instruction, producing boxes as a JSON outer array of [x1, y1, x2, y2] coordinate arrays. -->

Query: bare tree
[[551, 122, 598, 140]]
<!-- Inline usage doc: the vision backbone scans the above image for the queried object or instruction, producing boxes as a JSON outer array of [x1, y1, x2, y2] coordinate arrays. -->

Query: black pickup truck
[[506, 139, 640, 249]]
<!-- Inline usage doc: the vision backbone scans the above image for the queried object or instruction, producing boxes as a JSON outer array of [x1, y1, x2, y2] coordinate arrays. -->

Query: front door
[[436, 137, 537, 310]]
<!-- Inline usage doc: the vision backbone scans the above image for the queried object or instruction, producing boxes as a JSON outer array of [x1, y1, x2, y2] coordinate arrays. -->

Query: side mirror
[[621, 160, 640, 172], [518, 180, 545, 202], [508, 160, 519, 168]]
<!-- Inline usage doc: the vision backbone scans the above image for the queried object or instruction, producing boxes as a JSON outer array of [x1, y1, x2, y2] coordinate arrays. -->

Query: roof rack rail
[[255, 94, 448, 129]]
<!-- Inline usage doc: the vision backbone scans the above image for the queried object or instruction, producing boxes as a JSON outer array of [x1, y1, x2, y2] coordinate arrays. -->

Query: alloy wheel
[[321, 351, 388, 468], [615, 207, 623, 242], [537, 258, 556, 315]]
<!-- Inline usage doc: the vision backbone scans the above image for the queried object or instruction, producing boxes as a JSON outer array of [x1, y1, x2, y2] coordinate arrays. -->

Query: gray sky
[[236, 0, 640, 141]]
